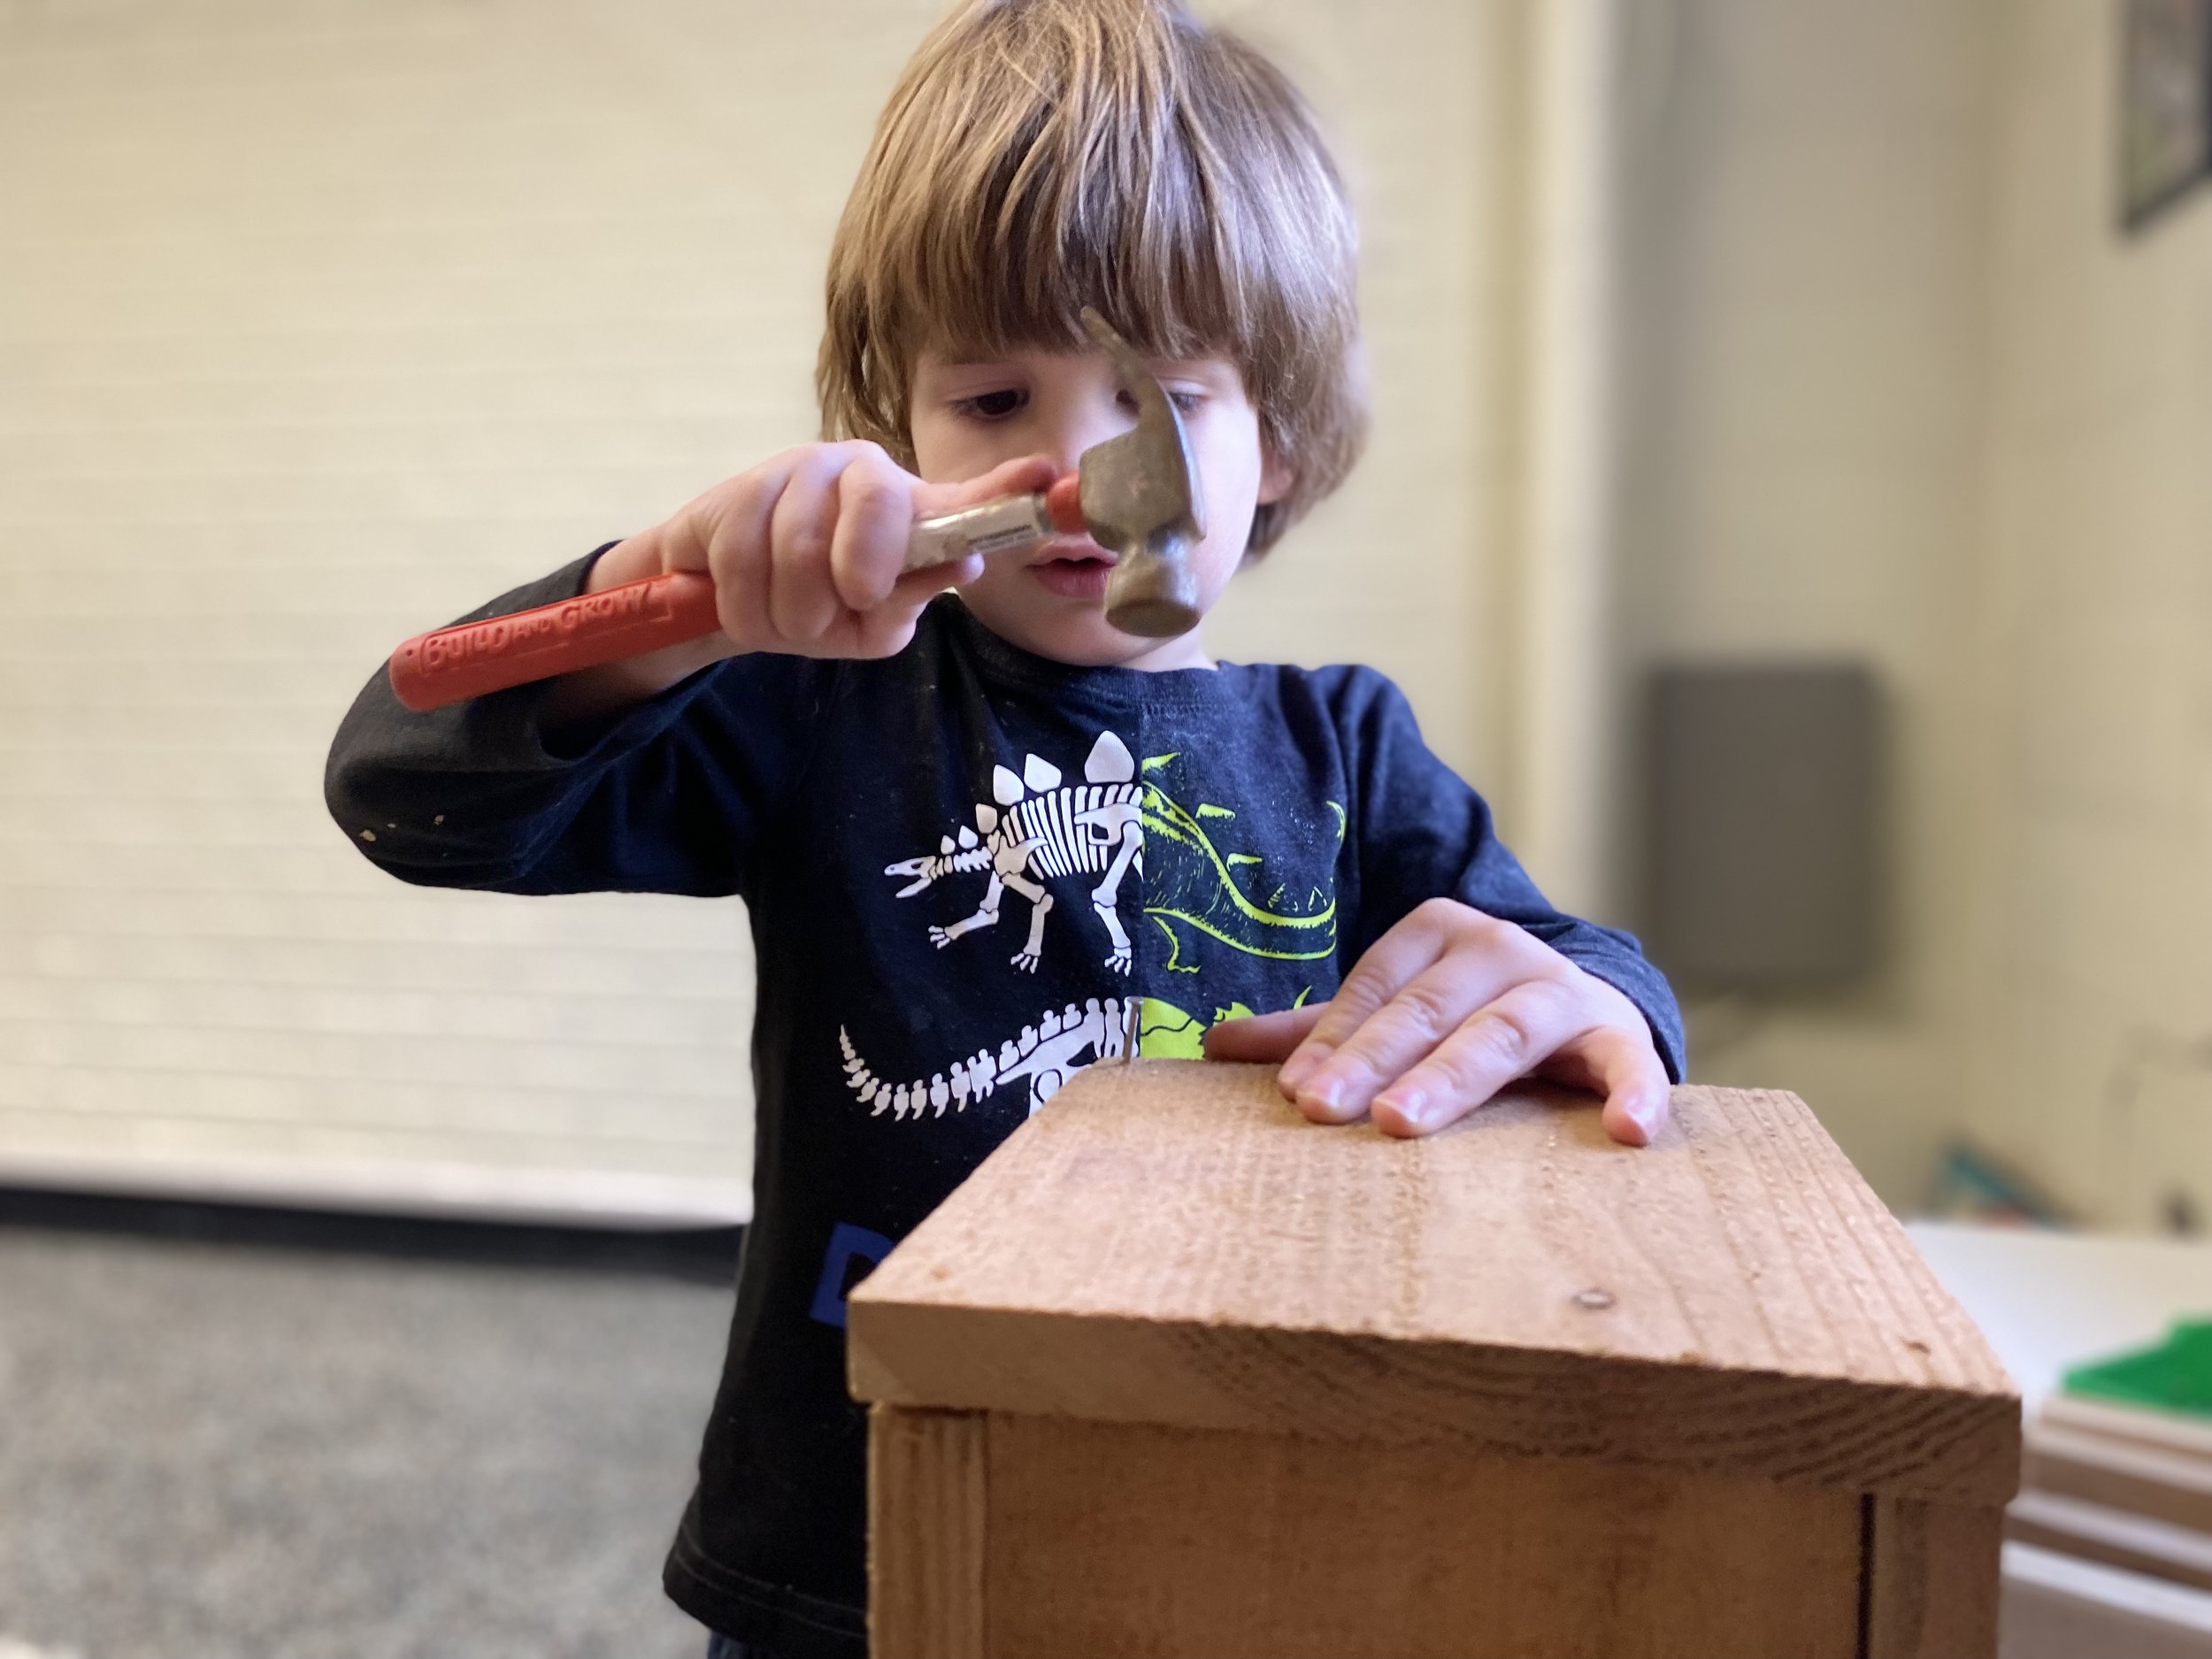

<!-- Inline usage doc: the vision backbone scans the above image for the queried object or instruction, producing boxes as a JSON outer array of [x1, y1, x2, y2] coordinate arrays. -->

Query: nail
[[1381, 1088, 1430, 1130], [1304, 1076, 1346, 1117], [1279, 1048, 1323, 1092], [1629, 1097, 1666, 1141]]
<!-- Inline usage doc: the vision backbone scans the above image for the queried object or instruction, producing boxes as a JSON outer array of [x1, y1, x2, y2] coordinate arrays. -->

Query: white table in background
[[1909, 1221, 2212, 1659]]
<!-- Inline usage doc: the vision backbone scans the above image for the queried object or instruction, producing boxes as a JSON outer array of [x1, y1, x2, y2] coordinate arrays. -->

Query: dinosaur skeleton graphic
[[884, 729, 1144, 973], [838, 997, 1132, 1120]]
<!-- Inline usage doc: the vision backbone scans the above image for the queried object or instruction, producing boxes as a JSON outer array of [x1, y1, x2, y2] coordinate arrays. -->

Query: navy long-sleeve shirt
[[326, 554, 1684, 1656]]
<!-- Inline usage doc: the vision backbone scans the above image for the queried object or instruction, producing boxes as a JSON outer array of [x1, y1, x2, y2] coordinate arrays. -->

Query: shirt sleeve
[[1333, 669, 1686, 1082], [324, 549, 831, 902]]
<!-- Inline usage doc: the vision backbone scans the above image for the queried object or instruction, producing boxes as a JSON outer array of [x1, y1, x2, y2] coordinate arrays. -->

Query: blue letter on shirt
[[809, 1221, 896, 1329]]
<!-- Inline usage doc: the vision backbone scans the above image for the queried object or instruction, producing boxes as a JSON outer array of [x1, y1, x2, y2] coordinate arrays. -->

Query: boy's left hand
[[1202, 898, 1670, 1146]]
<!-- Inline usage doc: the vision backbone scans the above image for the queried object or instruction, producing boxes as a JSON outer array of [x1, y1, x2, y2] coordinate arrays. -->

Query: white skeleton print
[[838, 998, 1132, 1121], [882, 728, 1144, 973]]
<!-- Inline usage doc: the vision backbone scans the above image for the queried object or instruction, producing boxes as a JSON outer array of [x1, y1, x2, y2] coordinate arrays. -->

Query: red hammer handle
[[387, 571, 720, 713], [385, 475, 1086, 714]]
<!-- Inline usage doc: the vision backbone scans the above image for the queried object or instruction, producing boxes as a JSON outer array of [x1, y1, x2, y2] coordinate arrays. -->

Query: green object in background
[[2064, 1319, 2212, 1417]]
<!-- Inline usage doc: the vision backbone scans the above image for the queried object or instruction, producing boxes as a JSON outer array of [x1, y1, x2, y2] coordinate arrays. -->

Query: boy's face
[[908, 344, 1290, 669]]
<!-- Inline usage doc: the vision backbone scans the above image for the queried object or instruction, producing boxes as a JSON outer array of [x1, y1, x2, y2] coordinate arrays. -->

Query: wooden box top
[[848, 1062, 2021, 1505]]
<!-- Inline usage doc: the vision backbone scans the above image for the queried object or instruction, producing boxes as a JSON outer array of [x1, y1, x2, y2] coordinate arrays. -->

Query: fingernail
[[1279, 1049, 1321, 1092], [1303, 1077, 1345, 1116], [1381, 1088, 1429, 1129], [1629, 1098, 1666, 1141]]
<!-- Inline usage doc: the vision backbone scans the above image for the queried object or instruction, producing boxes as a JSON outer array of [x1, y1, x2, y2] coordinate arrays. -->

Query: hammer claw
[[1074, 307, 1208, 639]]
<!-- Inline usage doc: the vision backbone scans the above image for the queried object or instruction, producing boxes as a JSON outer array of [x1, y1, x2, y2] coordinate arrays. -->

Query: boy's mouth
[[1025, 536, 1119, 602]]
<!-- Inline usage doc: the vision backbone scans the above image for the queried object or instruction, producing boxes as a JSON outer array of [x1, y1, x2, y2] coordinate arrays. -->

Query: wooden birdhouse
[[849, 1061, 2019, 1658]]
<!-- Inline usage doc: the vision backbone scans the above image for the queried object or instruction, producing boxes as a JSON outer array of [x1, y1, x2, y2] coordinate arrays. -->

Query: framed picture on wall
[[2123, 0, 2212, 229]]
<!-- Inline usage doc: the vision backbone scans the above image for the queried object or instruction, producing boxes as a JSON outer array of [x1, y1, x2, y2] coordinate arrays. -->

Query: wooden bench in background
[[849, 1062, 2020, 1658]]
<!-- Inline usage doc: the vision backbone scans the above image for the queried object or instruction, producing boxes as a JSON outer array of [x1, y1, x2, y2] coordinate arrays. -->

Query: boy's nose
[[1038, 388, 1141, 480]]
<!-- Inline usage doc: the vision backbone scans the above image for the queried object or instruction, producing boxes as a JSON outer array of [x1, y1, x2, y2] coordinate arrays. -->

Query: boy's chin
[[961, 587, 1206, 668]]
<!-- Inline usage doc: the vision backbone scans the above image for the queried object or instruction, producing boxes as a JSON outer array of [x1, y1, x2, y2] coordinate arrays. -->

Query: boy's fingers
[[1361, 979, 1594, 1136], [766, 446, 859, 643], [699, 468, 786, 649], [1319, 974, 1578, 1132], [1292, 960, 1540, 1133], [911, 452, 1061, 520], [1274, 910, 1457, 1096], [1202, 1004, 1326, 1064], [887, 557, 981, 608], [828, 447, 920, 611], [1280, 903, 1549, 1109], [829, 451, 1054, 635], [1575, 1025, 1672, 1148], [1524, 972, 1670, 1146], [829, 568, 963, 661]]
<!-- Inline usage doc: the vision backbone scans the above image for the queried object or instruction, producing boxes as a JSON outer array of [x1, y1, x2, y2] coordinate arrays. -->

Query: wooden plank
[[2001, 1541, 2212, 1659], [849, 1063, 2019, 1504], [2042, 1394, 2212, 1463], [867, 1407, 986, 1659], [975, 1411, 1862, 1659], [2008, 1488, 2212, 1592], [2026, 1421, 2212, 1532], [1866, 1496, 2002, 1657]]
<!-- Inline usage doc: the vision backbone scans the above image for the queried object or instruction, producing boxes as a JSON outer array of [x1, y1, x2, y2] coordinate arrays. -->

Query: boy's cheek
[[908, 402, 1034, 487], [906, 419, 989, 487], [1191, 503, 1258, 593]]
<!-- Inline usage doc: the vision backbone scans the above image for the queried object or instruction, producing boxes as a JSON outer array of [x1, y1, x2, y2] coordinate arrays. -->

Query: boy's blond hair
[[818, 0, 1364, 555]]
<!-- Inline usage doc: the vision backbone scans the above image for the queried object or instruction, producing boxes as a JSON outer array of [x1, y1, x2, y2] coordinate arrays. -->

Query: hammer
[[386, 307, 1205, 713]]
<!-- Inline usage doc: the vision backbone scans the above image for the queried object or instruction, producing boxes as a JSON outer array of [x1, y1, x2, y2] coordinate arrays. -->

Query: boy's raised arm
[[536, 446, 1059, 726], [326, 549, 818, 900], [329, 443, 1058, 895]]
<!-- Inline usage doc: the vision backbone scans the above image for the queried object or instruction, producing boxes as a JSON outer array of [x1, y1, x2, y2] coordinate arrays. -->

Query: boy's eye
[[1118, 388, 1206, 417], [954, 388, 1027, 419]]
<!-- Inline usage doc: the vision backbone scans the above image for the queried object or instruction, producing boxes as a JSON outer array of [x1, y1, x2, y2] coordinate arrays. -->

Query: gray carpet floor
[[0, 1225, 736, 1659]]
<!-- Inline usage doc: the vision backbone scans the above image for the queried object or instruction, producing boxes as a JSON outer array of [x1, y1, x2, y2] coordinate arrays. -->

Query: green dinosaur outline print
[[1147, 913, 1202, 972], [1136, 988, 1314, 1057], [1139, 780, 1340, 964]]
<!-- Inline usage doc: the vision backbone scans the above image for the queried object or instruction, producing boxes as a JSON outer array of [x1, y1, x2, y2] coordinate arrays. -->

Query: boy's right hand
[[542, 443, 1060, 722]]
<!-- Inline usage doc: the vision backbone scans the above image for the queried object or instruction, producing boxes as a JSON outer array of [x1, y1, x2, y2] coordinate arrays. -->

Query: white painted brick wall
[[1610, 0, 1998, 1205], [0, 0, 1506, 1217], [1616, 0, 2212, 1222], [1962, 0, 2212, 1225]]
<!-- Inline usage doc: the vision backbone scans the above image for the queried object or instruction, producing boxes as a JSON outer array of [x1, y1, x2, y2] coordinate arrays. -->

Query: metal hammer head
[[1075, 307, 1208, 638]]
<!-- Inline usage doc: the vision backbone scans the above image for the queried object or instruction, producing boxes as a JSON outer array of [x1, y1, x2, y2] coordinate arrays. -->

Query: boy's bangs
[[823, 0, 1364, 552], [881, 96, 1261, 369]]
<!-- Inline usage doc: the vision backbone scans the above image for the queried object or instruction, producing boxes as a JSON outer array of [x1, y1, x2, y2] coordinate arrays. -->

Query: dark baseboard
[[0, 1185, 746, 1285]]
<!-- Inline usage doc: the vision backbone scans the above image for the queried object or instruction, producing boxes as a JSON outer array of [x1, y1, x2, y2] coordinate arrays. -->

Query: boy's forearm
[[537, 526, 735, 728], [327, 557, 607, 890], [327, 541, 794, 900]]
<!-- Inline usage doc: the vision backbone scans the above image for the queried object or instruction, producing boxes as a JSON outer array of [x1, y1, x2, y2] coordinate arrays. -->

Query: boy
[[326, 1, 1684, 1654]]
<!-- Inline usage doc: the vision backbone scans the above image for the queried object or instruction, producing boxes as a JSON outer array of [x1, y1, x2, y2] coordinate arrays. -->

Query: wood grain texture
[[849, 1063, 2019, 1503], [979, 1412, 1863, 1659], [1867, 1496, 2003, 1657], [868, 1408, 986, 1659]]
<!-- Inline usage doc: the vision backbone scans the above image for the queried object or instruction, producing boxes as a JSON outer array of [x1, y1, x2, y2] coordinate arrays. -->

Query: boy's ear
[[1257, 447, 1294, 506]]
